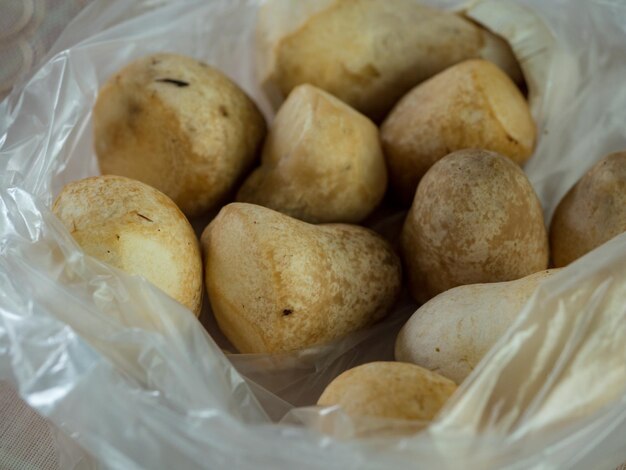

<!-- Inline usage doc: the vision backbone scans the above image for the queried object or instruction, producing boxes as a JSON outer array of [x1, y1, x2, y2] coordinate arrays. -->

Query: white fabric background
[[1, 2, 90, 469], [0, 382, 59, 470]]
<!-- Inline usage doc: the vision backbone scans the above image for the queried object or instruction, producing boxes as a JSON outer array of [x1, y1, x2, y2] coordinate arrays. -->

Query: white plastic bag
[[1, 0, 626, 468]]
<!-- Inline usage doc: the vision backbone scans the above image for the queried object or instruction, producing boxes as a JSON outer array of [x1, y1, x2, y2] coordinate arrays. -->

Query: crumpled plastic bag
[[1, 0, 626, 469]]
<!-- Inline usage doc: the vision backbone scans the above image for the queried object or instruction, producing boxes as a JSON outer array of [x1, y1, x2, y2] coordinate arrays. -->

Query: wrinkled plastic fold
[[1, 0, 626, 469]]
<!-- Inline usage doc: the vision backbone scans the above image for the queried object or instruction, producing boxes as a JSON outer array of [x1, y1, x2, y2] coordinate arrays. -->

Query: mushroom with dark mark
[[155, 78, 189, 87], [135, 212, 153, 222]]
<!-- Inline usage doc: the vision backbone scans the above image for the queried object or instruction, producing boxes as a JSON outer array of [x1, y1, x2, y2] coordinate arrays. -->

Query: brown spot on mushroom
[[128, 102, 142, 115], [155, 78, 189, 87], [135, 212, 153, 222]]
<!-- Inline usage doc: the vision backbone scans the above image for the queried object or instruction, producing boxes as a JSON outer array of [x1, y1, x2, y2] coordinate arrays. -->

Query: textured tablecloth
[[1, 4, 91, 469], [0, 0, 90, 100], [0, 382, 59, 470]]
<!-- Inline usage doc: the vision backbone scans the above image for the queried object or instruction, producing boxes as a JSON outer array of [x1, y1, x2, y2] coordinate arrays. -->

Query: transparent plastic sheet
[[1, 0, 626, 469]]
